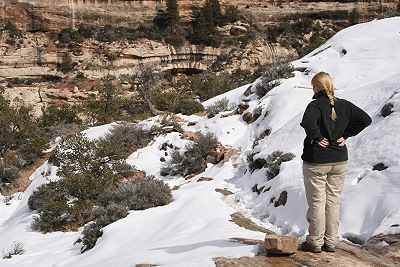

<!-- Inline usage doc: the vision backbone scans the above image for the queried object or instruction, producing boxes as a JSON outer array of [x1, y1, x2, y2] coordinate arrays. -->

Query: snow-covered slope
[[1, 17, 400, 267]]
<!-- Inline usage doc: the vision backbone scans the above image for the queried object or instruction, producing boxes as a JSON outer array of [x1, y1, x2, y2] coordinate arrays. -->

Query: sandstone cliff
[[0, 0, 396, 114]]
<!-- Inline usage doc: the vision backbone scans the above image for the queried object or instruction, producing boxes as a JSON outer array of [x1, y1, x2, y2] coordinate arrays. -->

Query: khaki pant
[[303, 161, 348, 247]]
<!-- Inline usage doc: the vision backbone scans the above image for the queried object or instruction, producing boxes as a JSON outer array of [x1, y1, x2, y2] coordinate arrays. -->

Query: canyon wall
[[0, 0, 396, 114]]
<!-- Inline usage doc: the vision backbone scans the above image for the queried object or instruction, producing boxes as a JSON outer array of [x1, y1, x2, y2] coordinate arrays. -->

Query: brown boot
[[300, 241, 322, 253], [322, 244, 336, 252]]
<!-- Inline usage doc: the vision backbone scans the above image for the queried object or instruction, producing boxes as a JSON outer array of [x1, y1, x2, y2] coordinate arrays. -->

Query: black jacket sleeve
[[300, 103, 324, 141], [342, 102, 372, 139]]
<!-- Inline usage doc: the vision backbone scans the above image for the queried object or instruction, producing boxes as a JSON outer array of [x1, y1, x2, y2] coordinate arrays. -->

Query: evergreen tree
[[166, 0, 180, 24], [210, 0, 223, 26], [84, 75, 123, 124], [224, 5, 240, 24], [154, 0, 180, 30], [0, 89, 48, 163], [127, 64, 162, 116], [191, 0, 216, 46]]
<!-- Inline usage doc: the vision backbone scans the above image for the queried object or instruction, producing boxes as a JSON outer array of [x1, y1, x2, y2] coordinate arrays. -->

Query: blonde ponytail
[[326, 90, 337, 121], [311, 72, 337, 121]]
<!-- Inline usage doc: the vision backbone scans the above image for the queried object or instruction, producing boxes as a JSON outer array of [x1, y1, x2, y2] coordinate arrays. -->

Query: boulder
[[264, 234, 298, 255]]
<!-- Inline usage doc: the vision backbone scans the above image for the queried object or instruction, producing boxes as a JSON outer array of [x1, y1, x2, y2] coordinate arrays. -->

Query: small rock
[[185, 173, 196, 180], [373, 163, 388, 171], [197, 177, 213, 182], [242, 112, 253, 123], [215, 188, 233, 196], [264, 234, 298, 255]]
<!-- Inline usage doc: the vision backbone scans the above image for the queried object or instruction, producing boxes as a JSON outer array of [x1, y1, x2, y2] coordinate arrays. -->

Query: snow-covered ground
[[1, 17, 400, 267]]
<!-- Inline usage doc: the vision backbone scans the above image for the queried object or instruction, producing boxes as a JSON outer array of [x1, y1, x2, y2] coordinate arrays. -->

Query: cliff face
[[2, 0, 395, 32], [0, 0, 396, 114], [2, 0, 160, 31], [2, 0, 283, 31], [0, 26, 294, 116]]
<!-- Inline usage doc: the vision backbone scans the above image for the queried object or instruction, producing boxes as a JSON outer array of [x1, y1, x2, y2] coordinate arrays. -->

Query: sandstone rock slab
[[264, 234, 298, 255]]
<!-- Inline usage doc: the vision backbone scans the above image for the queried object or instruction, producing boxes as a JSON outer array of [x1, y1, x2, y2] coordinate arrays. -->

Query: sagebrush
[[206, 97, 236, 118], [82, 175, 172, 252], [160, 132, 219, 177], [265, 150, 296, 180], [255, 62, 294, 98], [2, 242, 25, 259]]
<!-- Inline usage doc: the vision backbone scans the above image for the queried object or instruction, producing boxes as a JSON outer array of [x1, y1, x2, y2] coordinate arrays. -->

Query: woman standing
[[300, 72, 371, 253]]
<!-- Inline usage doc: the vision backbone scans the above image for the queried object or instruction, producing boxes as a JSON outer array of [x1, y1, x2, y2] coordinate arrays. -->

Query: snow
[[1, 17, 400, 266]]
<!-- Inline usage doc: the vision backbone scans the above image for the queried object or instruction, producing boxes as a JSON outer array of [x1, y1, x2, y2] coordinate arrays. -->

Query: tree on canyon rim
[[128, 64, 162, 116], [167, 0, 180, 25], [191, 0, 224, 46], [154, 0, 180, 30]]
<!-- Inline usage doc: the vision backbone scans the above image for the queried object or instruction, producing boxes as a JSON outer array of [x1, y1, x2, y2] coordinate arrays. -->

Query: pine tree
[[191, 0, 215, 45], [166, 0, 180, 24], [84, 75, 123, 124], [128, 64, 162, 116], [210, 0, 223, 26], [0, 89, 48, 163]]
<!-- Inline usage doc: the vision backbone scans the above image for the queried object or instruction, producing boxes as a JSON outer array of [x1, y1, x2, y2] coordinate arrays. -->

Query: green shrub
[[153, 91, 183, 111], [30, 133, 128, 230], [18, 136, 50, 165], [57, 52, 77, 73], [46, 123, 82, 140], [29, 129, 165, 234], [0, 163, 19, 186], [230, 68, 254, 86], [256, 79, 281, 98], [255, 62, 294, 98], [4, 21, 22, 38], [267, 26, 280, 43], [161, 131, 219, 177], [291, 17, 314, 34], [28, 182, 73, 231], [136, 23, 163, 42], [95, 25, 119, 43], [97, 176, 173, 210], [176, 69, 253, 102], [247, 150, 295, 179], [81, 175, 171, 252], [173, 98, 205, 115], [57, 28, 84, 45], [103, 50, 118, 61], [84, 75, 124, 124], [111, 161, 138, 178], [61, 172, 115, 201], [265, 150, 295, 180], [2, 242, 25, 259], [224, 5, 240, 23], [77, 24, 95, 39], [30, 197, 73, 232], [81, 222, 103, 253], [206, 97, 236, 118], [100, 123, 158, 153], [93, 203, 129, 227]]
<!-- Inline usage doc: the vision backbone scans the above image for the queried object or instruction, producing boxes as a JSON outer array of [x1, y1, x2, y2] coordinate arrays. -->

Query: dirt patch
[[229, 212, 274, 234], [214, 255, 299, 267], [362, 234, 400, 263], [6, 152, 52, 195]]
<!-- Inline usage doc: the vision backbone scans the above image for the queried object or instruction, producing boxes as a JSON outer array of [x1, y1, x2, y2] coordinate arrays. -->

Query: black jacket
[[300, 92, 372, 163]]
